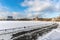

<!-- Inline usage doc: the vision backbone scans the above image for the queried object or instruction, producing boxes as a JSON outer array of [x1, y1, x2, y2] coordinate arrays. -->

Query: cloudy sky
[[0, 0, 60, 19]]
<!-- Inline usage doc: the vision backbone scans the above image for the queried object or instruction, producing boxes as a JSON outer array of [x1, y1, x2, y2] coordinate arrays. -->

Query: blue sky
[[0, 0, 60, 19], [0, 0, 25, 12]]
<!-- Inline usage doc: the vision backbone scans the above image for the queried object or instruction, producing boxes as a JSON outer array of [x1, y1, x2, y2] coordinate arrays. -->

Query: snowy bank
[[38, 28, 60, 40]]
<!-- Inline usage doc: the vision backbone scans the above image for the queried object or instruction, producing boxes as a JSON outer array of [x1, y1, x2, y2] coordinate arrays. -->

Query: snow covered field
[[0, 21, 59, 40], [37, 22, 60, 40], [0, 21, 54, 30], [0, 21, 55, 35], [37, 28, 60, 40]]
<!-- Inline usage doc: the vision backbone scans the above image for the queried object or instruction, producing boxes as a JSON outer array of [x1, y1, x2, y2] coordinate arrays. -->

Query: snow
[[0, 21, 53, 30], [0, 21, 55, 35], [0, 21, 58, 40], [38, 29, 60, 40], [37, 22, 60, 40]]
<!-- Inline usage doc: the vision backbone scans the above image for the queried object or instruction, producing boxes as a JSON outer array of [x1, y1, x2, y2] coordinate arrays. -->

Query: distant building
[[7, 16, 14, 20], [52, 16, 60, 22], [33, 16, 39, 21], [33, 17, 52, 21]]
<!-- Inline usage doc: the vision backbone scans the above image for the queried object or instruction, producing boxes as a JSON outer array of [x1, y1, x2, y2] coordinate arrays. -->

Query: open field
[[0, 21, 59, 40]]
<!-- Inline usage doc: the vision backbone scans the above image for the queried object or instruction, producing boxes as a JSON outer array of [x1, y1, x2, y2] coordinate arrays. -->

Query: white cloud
[[22, 0, 51, 12], [12, 12, 25, 19], [27, 13, 32, 17], [54, 3, 60, 11], [0, 3, 24, 19], [21, 0, 60, 18], [0, 3, 10, 19], [21, 0, 51, 17], [50, 0, 60, 11]]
